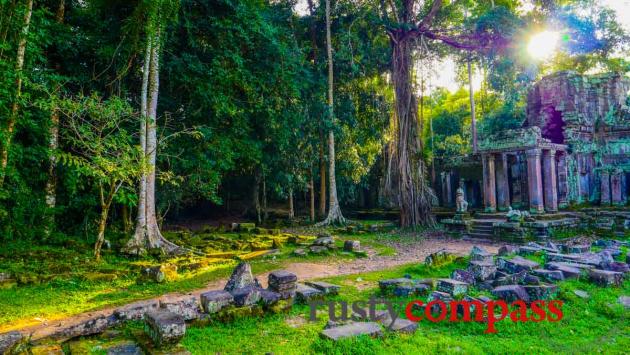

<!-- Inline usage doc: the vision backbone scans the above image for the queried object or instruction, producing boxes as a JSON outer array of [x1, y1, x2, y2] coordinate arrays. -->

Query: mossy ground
[[97, 257, 628, 355], [2, 224, 629, 354], [0, 225, 384, 331]]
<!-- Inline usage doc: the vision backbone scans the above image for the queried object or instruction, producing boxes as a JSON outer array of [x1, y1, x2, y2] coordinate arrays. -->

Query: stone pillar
[[557, 153, 568, 208], [600, 170, 611, 206], [526, 148, 545, 214], [445, 172, 453, 207], [495, 153, 510, 211], [611, 170, 623, 206], [482, 154, 497, 212], [542, 149, 558, 212]]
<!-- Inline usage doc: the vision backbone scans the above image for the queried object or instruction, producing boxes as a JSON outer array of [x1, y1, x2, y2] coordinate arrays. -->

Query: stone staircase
[[468, 220, 495, 239]]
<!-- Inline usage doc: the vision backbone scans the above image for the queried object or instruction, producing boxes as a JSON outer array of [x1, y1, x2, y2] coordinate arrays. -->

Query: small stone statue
[[506, 206, 531, 222], [456, 187, 468, 213], [506, 206, 521, 222]]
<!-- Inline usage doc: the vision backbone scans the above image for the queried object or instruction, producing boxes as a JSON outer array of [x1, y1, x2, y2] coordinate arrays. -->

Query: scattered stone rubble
[[292, 232, 365, 257], [0, 262, 341, 353], [364, 241, 629, 342]]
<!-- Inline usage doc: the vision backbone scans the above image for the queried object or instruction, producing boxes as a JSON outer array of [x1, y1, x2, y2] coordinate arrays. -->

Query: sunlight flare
[[527, 30, 560, 60]]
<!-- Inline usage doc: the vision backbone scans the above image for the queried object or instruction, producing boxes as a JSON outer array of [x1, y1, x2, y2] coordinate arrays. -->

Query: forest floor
[[0, 222, 499, 336]]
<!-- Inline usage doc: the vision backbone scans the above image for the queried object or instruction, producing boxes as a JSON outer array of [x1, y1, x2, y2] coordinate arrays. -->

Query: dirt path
[[17, 236, 500, 341]]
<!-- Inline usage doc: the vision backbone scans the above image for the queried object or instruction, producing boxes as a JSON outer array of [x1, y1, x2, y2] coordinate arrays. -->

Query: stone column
[[495, 153, 510, 211], [542, 149, 558, 212], [600, 170, 611, 206], [611, 170, 624, 206], [445, 172, 453, 207], [557, 152, 568, 208], [526, 148, 545, 214], [482, 154, 497, 212]]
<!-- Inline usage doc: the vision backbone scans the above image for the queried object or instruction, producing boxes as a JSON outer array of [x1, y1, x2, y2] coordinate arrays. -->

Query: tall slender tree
[[0, 0, 33, 187], [318, 0, 346, 225], [124, 1, 182, 255]]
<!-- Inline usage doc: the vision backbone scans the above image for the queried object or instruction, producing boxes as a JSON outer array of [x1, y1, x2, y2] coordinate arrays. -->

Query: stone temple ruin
[[441, 71, 630, 240]]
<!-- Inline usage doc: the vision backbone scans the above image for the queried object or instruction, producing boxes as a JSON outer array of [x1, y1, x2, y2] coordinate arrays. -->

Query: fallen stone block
[[312, 236, 334, 246], [57, 314, 120, 339], [224, 262, 260, 292], [305, 281, 340, 295], [268, 270, 297, 287], [393, 285, 414, 297], [159, 296, 200, 321], [114, 300, 160, 321], [343, 240, 360, 252], [437, 279, 468, 297], [309, 246, 328, 254], [425, 249, 456, 266], [144, 310, 186, 347], [523, 274, 541, 285], [618, 296, 630, 308], [546, 261, 593, 271], [602, 262, 630, 273], [30, 344, 64, 355], [498, 245, 518, 256], [470, 246, 493, 264], [492, 285, 530, 303], [296, 284, 324, 303], [545, 264, 581, 279], [498, 256, 539, 273], [293, 248, 307, 257], [380, 317, 418, 333], [532, 269, 564, 282], [138, 264, 178, 284], [378, 278, 415, 293], [518, 246, 543, 256], [523, 284, 557, 300], [414, 283, 431, 295], [468, 261, 496, 281], [259, 289, 281, 307], [101, 341, 143, 355], [200, 290, 234, 314], [566, 245, 590, 254], [268, 270, 297, 299], [573, 290, 589, 299], [493, 271, 527, 287], [0, 331, 25, 354], [231, 286, 262, 307], [451, 269, 475, 285], [589, 269, 623, 287], [320, 322, 382, 341]]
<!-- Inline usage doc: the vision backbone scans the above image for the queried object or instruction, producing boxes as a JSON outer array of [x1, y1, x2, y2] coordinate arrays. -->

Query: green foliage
[[57, 94, 144, 198]]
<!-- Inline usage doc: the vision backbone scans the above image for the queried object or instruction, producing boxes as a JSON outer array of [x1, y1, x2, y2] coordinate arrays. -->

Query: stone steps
[[468, 232, 494, 239]]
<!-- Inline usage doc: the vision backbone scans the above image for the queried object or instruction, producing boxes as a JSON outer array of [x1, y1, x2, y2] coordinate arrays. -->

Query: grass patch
[[177, 260, 630, 354]]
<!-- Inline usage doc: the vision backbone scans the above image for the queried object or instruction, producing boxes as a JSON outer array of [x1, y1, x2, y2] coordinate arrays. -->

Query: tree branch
[[418, 0, 443, 31]]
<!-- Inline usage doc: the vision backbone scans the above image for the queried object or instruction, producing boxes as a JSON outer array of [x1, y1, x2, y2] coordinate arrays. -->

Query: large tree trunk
[[125, 31, 182, 255], [319, 0, 346, 226], [0, 0, 33, 186], [391, 34, 435, 227]]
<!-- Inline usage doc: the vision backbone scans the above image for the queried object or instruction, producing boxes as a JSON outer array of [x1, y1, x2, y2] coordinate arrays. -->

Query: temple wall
[[526, 71, 630, 206]]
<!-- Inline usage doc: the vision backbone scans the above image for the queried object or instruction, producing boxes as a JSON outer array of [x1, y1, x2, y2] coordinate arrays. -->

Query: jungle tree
[[124, 0, 183, 255], [379, 0, 509, 227]]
